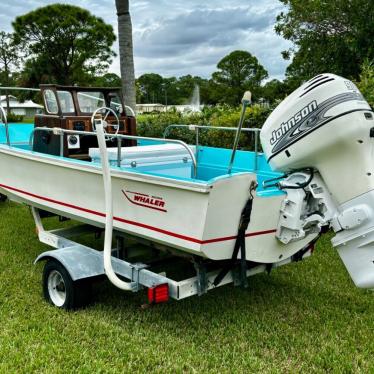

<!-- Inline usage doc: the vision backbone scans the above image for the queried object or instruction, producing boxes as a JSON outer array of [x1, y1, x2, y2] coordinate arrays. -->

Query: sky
[[0, 0, 292, 80]]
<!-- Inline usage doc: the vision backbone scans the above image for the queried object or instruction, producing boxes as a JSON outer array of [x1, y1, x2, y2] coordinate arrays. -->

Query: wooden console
[[32, 85, 137, 158]]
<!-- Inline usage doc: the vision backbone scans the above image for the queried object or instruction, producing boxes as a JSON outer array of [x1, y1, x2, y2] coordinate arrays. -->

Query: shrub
[[6, 112, 25, 123], [356, 60, 374, 108], [136, 104, 272, 150]]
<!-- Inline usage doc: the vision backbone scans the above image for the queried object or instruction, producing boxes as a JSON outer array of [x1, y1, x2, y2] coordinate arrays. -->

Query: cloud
[[134, 7, 274, 57], [0, 0, 292, 80], [130, 3, 291, 80]]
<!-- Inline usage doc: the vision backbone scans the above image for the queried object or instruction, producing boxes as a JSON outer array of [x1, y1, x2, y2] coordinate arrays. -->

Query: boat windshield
[[44, 89, 59, 114], [108, 93, 123, 114], [57, 91, 75, 113], [77, 91, 105, 113]]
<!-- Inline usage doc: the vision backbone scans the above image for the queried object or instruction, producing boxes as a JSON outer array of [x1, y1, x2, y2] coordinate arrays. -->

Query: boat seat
[[89, 144, 195, 168]]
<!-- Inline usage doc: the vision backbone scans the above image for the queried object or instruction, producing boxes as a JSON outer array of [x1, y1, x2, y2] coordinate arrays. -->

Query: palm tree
[[115, 0, 136, 114]]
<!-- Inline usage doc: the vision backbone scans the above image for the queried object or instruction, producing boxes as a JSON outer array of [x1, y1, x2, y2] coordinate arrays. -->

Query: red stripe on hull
[[0, 183, 276, 245]]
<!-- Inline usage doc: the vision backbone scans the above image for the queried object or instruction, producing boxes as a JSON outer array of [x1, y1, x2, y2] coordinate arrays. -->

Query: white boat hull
[[0, 146, 316, 263]]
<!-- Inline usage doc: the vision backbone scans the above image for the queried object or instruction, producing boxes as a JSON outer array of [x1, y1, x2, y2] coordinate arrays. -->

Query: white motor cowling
[[261, 74, 374, 289], [261, 74, 373, 205]]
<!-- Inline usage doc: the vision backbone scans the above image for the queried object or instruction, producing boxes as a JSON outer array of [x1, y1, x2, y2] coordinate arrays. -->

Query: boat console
[[33, 85, 136, 159]]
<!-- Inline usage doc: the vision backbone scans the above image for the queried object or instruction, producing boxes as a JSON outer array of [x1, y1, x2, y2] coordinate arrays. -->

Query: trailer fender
[[34, 246, 106, 281]]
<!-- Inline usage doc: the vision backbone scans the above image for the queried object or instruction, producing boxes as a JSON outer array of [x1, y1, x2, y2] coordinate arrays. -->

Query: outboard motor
[[261, 74, 374, 289]]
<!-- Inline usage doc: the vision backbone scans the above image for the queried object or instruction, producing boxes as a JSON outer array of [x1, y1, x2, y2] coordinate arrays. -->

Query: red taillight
[[148, 283, 169, 304]]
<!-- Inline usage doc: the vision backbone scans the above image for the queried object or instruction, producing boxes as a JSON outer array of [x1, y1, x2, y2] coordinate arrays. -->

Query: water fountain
[[189, 84, 201, 112]]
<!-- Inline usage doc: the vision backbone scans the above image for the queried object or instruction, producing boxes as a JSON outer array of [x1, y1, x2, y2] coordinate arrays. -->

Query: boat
[[1, 75, 373, 308], [0, 84, 313, 262]]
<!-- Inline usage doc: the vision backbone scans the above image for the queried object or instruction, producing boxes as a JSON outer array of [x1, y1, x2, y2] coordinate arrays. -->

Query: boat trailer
[[32, 206, 313, 309]]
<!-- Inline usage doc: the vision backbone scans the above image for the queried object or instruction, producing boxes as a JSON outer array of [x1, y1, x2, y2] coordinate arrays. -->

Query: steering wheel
[[91, 106, 120, 138]]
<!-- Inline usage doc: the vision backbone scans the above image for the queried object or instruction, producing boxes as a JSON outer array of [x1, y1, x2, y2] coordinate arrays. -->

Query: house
[[136, 103, 203, 114], [0, 95, 43, 117], [136, 103, 166, 114]]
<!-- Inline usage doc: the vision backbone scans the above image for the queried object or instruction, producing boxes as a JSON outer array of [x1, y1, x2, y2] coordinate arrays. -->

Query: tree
[[12, 4, 116, 86], [137, 73, 164, 103], [161, 77, 177, 106], [259, 79, 290, 103], [136, 74, 211, 105], [0, 32, 22, 113], [93, 73, 122, 87], [212, 51, 268, 105], [173, 75, 197, 104], [275, 0, 374, 83], [115, 0, 136, 113], [356, 60, 374, 108]]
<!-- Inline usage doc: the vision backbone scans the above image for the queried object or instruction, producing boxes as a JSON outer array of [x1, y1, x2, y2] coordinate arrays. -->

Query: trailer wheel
[[42, 259, 91, 310], [0, 194, 7, 202]]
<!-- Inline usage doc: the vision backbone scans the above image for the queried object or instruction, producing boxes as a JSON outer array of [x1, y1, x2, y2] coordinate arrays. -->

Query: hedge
[[136, 104, 273, 151]]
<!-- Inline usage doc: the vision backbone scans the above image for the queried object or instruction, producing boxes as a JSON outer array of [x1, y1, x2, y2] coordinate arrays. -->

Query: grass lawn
[[21, 117, 35, 124], [0, 201, 373, 373]]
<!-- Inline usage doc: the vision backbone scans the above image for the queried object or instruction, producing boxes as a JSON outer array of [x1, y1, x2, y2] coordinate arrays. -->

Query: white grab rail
[[29, 127, 198, 177], [0, 105, 10, 146], [96, 121, 135, 291]]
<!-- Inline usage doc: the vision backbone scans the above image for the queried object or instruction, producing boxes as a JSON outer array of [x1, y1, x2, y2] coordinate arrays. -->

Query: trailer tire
[[42, 259, 92, 310], [0, 194, 7, 202]]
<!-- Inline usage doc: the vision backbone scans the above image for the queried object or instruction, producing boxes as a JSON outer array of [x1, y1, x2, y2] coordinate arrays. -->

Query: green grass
[[22, 117, 35, 124], [0, 202, 373, 373]]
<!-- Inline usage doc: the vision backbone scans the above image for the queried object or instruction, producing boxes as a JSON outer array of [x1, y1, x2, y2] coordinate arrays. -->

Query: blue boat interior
[[0, 123, 284, 197]]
